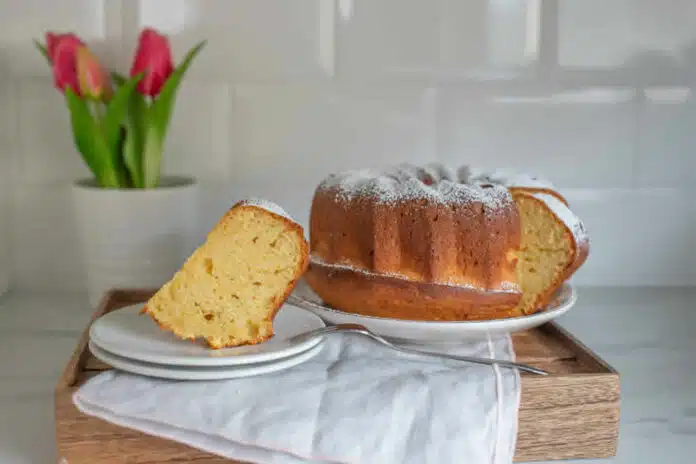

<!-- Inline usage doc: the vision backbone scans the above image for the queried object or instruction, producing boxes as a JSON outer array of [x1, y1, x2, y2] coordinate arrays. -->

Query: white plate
[[89, 303, 326, 367], [88, 340, 324, 381], [288, 279, 577, 344]]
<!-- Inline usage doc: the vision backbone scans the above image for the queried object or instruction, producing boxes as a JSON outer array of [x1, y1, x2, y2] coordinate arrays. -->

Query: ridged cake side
[[305, 163, 522, 321]]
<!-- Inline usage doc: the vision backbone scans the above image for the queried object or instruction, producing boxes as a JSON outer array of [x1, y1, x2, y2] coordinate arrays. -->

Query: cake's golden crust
[[309, 191, 521, 291], [307, 165, 522, 321], [304, 259, 523, 321], [141, 202, 310, 350]]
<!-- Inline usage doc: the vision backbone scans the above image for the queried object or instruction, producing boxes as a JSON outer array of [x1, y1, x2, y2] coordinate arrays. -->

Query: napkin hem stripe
[[487, 334, 504, 464], [506, 333, 522, 461]]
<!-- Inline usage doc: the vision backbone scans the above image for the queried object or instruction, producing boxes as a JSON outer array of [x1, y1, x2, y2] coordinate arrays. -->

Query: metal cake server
[[288, 323, 548, 376]]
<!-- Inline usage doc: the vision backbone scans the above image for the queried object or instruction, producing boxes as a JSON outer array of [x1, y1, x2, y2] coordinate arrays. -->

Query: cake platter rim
[[287, 279, 577, 343]]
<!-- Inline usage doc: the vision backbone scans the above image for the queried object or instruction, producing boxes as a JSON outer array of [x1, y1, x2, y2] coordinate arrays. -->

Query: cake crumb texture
[[512, 191, 589, 314], [143, 201, 309, 349]]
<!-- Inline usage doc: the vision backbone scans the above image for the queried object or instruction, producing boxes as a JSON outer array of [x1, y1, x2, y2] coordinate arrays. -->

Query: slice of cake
[[142, 199, 309, 349], [510, 190, 589, 315]]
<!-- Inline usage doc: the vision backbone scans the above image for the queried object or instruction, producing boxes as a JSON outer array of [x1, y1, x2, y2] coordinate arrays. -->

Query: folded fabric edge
[[72, 389, 318, 464], [70, 334, 522, 464]]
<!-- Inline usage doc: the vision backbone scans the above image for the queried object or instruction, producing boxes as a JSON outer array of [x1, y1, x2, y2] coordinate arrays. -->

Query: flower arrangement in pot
[[34, 28, 206, 305], [35, 28, 205, 188]]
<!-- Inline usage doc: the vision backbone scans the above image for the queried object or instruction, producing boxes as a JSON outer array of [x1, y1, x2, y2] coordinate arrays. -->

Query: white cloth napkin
[[73, 333, 521, 464]]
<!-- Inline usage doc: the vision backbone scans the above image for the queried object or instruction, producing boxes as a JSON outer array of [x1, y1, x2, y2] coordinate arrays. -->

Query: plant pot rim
[[73, 175, 197, 193]]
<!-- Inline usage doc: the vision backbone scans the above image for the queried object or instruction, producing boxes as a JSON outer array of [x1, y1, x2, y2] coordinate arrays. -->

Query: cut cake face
[[511, 191, 589, 315], [142, 199, 309, 349]]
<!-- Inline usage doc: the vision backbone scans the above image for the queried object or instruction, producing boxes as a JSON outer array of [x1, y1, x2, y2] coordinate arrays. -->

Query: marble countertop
[[0, 287, 694, 464]]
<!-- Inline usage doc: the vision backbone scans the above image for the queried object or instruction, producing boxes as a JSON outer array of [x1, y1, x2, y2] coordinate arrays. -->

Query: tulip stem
[[90, 101, 105, 123]]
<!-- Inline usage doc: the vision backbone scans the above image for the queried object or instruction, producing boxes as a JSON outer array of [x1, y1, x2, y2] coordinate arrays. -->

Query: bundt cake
[[142, 198, 309, 349], [304, 163, 589, 321]]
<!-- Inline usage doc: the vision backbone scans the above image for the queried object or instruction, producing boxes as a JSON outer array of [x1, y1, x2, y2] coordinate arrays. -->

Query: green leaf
[[119, 73, 148, 188], [151, 41, 206, 137], [34, 39, 51, 64], [100, 73, 144, 187], [103, 73, 142, 160], [142, 40, 206, 188], [113, 125, 133, 188], [122, 123, 140, 187], [65, 88, 120, 187], [110, 72, 127, 88], [123, 93, 148, 187], [142, 126, 164, 189], [64, 90, 101, 180]]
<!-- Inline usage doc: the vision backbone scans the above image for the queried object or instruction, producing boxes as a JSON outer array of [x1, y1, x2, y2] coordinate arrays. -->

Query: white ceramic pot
[[72, 176, 199, 307]]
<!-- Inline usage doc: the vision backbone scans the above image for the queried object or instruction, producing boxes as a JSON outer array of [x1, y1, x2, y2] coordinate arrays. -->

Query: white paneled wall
[[437, 87, 638, 188], [558, 0, 696, 68], [0, 80, 11, 294], [1, 0, 696, 293]]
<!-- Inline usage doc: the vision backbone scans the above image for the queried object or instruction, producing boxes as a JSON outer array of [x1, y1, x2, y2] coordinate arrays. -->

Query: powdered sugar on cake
[[317, 163, 515, 215], [532, 192, 589, 246], [469, 168, 555, 190], [239, 198, 296, 223]]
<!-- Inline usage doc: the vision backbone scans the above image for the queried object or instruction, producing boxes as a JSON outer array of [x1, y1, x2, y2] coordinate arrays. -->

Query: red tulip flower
[[76, 46, 112, 100], [46, 32, 83, 61], [46, 32, 84, 96], [129, 28, 174, 97]]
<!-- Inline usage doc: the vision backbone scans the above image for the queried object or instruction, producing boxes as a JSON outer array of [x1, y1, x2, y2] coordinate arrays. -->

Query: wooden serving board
[[55, 289, 620, 463]]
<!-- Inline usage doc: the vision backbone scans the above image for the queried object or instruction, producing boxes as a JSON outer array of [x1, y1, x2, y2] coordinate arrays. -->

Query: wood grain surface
[[55, 289, 620, 463]]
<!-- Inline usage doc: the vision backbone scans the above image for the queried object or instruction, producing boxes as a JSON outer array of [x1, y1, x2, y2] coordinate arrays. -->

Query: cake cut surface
[[143, 199, 309, 349], [511, 191, 589, 315]]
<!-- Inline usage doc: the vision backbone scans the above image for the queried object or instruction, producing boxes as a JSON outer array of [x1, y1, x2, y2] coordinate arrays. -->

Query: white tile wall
[[17, 79, 93, 185], [1, 0, 696, 293], [558, 0, 696, 69], [160, 82, 232, 181], [336, 0, 536, 78], [11, 185, 85, 292], [231, 84, 435, 186], [0, 80, 11, 294], [0, 196, 8, 294], [437, 86, 637, 188], [0, 1, 121, 77], [635, 88, 696, 187], [336, 0, 441, 77], [561, 188, 696, 286], [130, 0, 332, 81]]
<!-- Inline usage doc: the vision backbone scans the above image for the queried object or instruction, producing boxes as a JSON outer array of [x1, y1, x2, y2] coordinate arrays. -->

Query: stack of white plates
[[88, 303, 327, 381]]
